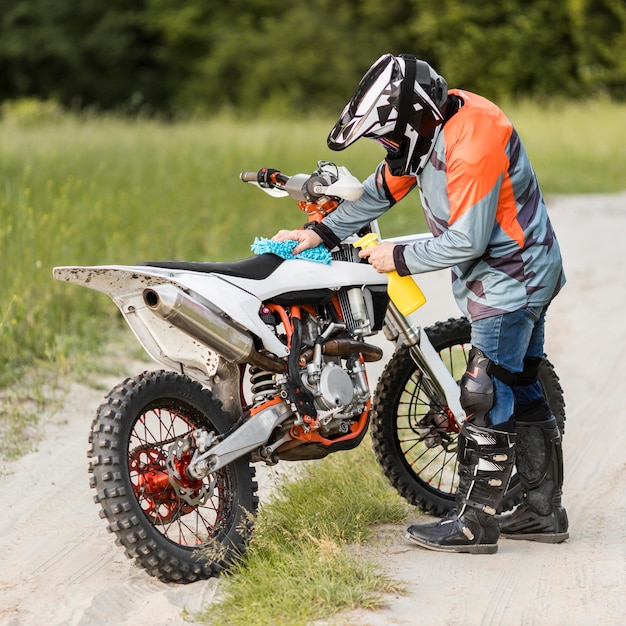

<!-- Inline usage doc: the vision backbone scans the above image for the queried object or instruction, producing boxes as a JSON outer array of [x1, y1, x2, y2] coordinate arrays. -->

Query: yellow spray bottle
[[354, 233, 426, 316]]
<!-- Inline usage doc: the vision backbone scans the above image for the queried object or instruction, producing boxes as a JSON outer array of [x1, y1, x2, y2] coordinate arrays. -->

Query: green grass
[[1, 100, 625, 388], [196, 443, 408, 626], [506, 98, 626, 195]]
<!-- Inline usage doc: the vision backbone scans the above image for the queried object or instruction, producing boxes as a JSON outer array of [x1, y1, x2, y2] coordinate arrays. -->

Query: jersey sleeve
[[398, 112, 512, 274], [321, 162, 417, 242]]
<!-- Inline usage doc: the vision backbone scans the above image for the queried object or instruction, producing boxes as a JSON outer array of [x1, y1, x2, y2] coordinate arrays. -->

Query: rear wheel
[[371, 317, 565, 516], [88, 370, 258, 583]]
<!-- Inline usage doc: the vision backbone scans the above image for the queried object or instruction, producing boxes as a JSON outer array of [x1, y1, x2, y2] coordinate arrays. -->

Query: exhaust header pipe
[[300, 339, 383, 363], [143, 284, 258, 365]]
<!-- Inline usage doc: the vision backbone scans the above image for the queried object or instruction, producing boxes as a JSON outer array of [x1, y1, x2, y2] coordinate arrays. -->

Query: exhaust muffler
[[143, 284, 260, 365]]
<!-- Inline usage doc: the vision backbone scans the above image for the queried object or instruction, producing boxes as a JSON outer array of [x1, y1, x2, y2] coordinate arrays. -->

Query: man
[[273, 53, 568, 553]]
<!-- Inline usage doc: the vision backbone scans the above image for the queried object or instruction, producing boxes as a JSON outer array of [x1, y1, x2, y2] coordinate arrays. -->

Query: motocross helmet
[[327, 54, 448, 176]]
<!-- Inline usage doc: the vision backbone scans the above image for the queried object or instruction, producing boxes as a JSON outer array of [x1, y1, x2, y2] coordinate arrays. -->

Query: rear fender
[[54, 266, 223, 381], [53, 265, 286, 381]]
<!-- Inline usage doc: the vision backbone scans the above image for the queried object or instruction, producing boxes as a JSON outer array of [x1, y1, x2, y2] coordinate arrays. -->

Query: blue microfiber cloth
[[251, 237, 331, 265]]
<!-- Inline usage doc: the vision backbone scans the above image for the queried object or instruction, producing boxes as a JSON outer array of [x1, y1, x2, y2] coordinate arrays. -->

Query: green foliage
[[410, 0, 624, 101], [411, 0, 580, 100], [151, 0, 421, 115], [568, 0, 626, 99], [0, 0, 625, 112], [197, 443, 407, 625], [0, 0, 166, 110]]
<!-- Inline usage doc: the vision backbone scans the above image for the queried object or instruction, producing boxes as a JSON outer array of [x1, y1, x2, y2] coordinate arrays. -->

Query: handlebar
[[239, 168, 290, 188], [239, 162, 364, 204]]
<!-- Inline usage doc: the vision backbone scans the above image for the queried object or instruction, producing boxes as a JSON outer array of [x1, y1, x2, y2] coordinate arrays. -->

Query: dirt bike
[[54, 161, 565, 584]]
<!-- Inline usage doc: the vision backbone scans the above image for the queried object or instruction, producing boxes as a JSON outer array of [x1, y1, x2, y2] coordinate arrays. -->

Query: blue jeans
[[470, 306, 548, 426]]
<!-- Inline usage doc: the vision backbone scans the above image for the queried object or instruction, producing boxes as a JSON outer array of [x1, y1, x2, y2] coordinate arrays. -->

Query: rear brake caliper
[[166, 437, 216, 506]]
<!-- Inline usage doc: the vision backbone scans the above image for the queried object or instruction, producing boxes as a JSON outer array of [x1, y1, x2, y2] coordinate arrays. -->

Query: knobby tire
[[371, 317, 565, 516], [88, 370, 258, 583]]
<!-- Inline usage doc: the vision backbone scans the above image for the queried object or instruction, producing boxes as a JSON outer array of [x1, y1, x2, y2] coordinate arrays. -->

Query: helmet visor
[[327, 54, 397, 151]]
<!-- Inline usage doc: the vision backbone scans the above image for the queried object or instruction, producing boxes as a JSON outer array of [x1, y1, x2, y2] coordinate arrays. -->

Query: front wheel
[[88, 370, 258, 583], [371, 317, 565, 516]]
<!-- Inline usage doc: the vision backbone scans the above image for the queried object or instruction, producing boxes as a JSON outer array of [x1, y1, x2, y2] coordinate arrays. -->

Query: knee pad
[[460, 348, 494, 428]]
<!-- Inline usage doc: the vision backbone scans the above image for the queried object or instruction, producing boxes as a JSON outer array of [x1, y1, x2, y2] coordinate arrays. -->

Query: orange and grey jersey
[[321, 89, 565, 321]]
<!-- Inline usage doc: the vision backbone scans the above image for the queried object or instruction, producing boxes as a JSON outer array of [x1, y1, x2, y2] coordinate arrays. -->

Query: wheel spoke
[[128, 405, 236, 548], [371, 318, 561, 517], [88, 370, 257, 582]]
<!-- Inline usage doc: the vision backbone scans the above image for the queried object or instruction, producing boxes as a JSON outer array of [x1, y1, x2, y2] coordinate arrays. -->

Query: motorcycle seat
[[139, 254, 284, 280]]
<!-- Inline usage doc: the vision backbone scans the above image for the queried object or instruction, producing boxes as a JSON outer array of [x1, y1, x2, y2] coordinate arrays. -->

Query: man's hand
[[358, 241, 396, 273], [272, 229, 323, 255]]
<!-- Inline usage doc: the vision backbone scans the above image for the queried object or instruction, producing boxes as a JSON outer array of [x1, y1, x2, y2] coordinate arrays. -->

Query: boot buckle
[[462, 526, 475, 541]]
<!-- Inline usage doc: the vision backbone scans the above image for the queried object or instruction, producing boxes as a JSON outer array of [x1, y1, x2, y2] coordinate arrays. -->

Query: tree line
[[0, 0, 624, 116]]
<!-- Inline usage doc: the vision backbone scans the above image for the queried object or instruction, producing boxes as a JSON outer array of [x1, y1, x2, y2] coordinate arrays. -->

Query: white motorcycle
[[54, 161, 565, 583]]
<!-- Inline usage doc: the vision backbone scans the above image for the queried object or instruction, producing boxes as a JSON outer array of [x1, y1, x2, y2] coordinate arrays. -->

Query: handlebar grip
[[240, 171, 258, 183]]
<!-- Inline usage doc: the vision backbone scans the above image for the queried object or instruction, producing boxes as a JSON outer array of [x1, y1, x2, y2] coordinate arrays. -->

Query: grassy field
[[1, 100, 625, 623], [1, 99, 625, 386], [0, 112, 377, 387]]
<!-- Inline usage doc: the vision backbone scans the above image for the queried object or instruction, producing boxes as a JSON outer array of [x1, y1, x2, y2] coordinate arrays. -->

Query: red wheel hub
[[130, 447, 204, 524]]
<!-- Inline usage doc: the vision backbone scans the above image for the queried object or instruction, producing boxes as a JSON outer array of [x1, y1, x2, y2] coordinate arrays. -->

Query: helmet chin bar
[[384, 140, 410, 176]]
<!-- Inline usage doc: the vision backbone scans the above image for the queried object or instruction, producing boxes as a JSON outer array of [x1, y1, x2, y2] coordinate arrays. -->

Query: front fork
[[385, 303, 467, 428]]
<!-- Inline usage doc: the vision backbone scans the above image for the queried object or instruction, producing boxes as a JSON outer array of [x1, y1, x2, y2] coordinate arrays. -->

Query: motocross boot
[[406, 421, 516, 554], [498, 403, 569, 543]]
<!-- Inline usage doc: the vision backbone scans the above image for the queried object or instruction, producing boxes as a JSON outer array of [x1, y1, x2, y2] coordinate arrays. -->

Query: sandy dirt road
[[1, 193, 625, 625]]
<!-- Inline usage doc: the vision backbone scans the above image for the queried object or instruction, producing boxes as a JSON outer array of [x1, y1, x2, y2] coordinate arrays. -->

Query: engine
[[250, 300, 382, 441], [299, 349, 370, 436]]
